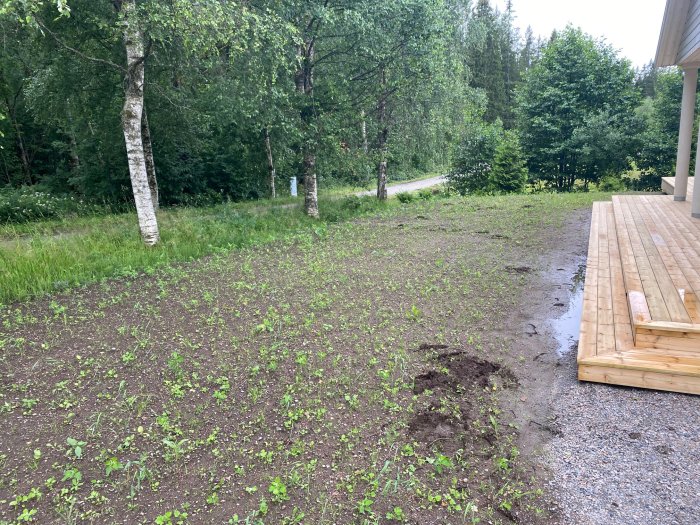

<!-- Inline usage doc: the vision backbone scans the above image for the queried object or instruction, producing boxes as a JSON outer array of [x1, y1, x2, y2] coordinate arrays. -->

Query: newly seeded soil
[[0, 194, 600, 525]]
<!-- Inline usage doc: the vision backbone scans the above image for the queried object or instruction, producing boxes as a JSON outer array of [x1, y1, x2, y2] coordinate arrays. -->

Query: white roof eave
[[656, 0, 692, 67]]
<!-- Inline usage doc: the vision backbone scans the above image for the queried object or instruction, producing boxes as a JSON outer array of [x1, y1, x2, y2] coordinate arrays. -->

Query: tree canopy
[[516, 27, 641, 191], [0, 1, 691, 230]]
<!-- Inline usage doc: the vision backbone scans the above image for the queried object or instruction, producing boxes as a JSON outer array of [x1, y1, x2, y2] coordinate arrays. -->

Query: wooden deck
[[578, 178, 700, 394]]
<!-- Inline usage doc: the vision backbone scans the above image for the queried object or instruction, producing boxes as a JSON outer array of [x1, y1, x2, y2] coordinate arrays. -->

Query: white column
[[675, 67, 698, 201], [692, 182, 700, 218], [693, 145, 700, 216]]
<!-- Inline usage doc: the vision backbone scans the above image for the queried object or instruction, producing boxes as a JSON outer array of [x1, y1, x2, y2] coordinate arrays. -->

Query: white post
[[693, 138, 700, 215], [674, 67, 698, 201], [290, 177, 298, 197]]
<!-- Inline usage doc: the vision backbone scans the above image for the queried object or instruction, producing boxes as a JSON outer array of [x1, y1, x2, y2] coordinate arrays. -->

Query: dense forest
[[0, 0, 689, 243]]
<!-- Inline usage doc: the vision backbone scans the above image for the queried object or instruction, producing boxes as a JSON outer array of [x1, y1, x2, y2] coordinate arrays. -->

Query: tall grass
[[0, 196, 386, 305]]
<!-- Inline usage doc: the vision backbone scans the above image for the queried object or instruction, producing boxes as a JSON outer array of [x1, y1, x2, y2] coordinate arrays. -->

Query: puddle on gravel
[[551, 260, 586, 355]]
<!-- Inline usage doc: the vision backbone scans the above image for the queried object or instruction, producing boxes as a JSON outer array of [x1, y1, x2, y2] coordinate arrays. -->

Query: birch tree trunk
[[361, 110, 368, 154], [3, 96, 32, 185], [142, 107, 159, 211], [264, 127, 276, 199], [66, 106, 80, 171], [376, 67, 389, 201], [121, 0, 159, 246], [296, 40, 319, 218]]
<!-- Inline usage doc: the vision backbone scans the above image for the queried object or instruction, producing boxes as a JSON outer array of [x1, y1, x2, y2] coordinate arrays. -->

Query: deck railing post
[[675, 67, 698, 202], [693, 153, 700, 216]]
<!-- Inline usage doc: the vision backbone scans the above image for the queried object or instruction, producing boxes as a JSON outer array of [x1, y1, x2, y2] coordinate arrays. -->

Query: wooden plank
[[597, 201, 616, 354], [661, 177, 694, 198], [583, 353, 700, 376], [612, 196, 643, 293], [579, 362, 700, 395], [636, 196, 692, 299], [635, 333, 700, 353], [625, 196, 691, 323], [641, 195, 700, 323], [628, 291, 652, 325], [578, 202, 602, 361], [614, 197, 671, 321], [638, 321, 700, 334], [662, 177, 675, 195], [612, 196, 647, 342], [606, 202, 634, 353]]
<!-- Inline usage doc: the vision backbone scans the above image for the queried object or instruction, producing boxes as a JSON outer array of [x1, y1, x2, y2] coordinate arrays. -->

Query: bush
[[0, 186, 94, 224], [625, 170, 661, 192], [489, 131, 528, 193], [322, 195, 383, 223], [598, 175, 626, 192], [448, 120, 503, 195], [396, 192, 415, 203]]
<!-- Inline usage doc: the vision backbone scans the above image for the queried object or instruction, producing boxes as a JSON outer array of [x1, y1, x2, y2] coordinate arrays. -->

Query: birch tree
[[2, 0, 263, 244], [119, 0, 158, 244], [351, 0, 451, 200]]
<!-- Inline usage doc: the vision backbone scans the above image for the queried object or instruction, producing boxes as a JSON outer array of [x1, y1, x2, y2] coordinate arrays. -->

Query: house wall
[[679, 0, 700, 62]]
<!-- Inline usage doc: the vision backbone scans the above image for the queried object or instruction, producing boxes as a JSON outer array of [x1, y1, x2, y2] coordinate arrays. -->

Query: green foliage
[[489, 130, 528, 193], [449, 120, 503, 194], [155, 509, 188, 525], [464, 0, 521, 127], [634, 69, 687, 189], [0, 187, 97, 223], [0, 0, 466, 213], [516, 26, 641, 191], [598, 175, 626, 192], [267, 477, 289, 503], [396, 192, 415, 204]]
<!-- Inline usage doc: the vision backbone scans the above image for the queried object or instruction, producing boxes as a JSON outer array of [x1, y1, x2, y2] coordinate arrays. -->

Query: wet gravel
[[546, 351, 700, 525]]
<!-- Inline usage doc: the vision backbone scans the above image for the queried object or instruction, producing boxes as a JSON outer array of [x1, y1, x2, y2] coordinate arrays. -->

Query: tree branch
[[36, 19, 126, 73]]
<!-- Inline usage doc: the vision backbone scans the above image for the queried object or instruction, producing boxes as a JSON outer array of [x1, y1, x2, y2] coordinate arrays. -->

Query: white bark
[[304, 153, 319, 218], [376, 67, 388, 201], [121, 0, 159, 246], [265, 128, 276, 199], [361, 110, 368, 154], [297, 40, 319, 218]]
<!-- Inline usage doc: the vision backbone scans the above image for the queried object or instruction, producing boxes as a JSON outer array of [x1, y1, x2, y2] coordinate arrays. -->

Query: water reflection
[[552, 260, 586, 356]]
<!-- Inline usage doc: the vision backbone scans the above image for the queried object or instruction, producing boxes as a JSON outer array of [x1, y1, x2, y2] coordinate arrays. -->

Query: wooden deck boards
[[578, 182, 700, 394]]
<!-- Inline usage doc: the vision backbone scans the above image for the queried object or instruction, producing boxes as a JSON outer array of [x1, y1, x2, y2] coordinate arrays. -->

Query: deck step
[[627, 289, 700, 348], [579, 352, 700, 395]]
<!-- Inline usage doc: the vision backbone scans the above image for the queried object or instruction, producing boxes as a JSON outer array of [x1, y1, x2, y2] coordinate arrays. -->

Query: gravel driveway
[[547, 359, 700, 525]]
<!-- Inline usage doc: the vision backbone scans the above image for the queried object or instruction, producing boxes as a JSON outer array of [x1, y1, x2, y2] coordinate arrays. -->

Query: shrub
[[448, 120, 503, 195], [396, 192, 415, 203], [598, 175, 626, 192], [489, 131, 528, 193], [0, 186, 94, 224], [321, 195, 383, 223]]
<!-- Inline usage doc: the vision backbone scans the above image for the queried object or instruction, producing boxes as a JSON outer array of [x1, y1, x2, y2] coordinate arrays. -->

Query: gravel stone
[[547, 351, 700, 525]]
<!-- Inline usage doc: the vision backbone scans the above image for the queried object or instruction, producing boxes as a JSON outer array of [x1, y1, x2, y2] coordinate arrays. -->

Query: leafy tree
[[463, 0, 521, 128], [348, 0, 456, 199], [516, 26, 641, 191], [0, 0, 476, 225]]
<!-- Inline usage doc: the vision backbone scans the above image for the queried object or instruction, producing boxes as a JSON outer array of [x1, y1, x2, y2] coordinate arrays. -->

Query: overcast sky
[[492, 0, 668, 68]]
